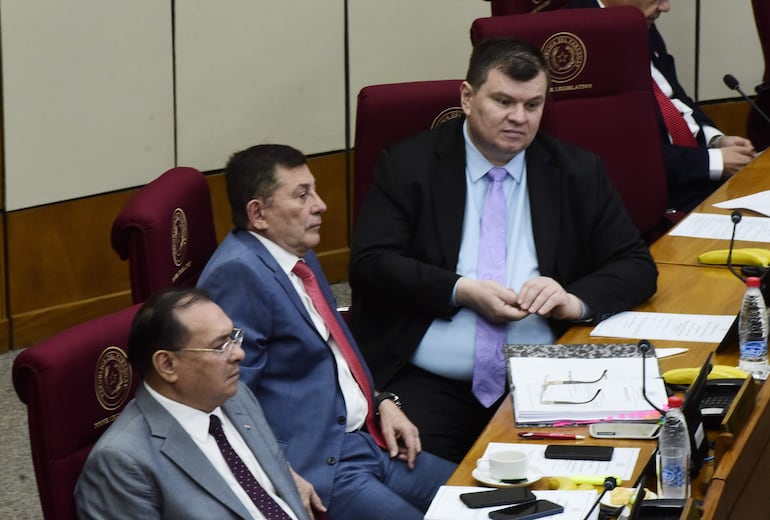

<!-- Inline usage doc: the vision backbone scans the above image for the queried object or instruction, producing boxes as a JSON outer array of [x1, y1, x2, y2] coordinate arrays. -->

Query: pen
[[518, 432, 586, 440]]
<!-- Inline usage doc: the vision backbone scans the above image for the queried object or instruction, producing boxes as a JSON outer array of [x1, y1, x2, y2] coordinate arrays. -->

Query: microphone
[[723, 74, 770, 127], [581, 476, 618, 520], [726, 210, 747, 283], [638, 339, 665, 416]]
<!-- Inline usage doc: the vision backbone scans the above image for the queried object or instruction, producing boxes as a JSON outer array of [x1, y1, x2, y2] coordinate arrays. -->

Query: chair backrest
[[490, 0, 569, 16], [111, 166, 218, 303], [352, 79, 464, 223], [471, 6, 668, 240], [750, 0, 770, 151], [12, 304, 141, 520]]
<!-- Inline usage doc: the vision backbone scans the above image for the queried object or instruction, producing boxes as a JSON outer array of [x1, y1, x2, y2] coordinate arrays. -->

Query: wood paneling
[[8, 151, 350, 349], [700, 100, 751, 138], [6, 190, 136, 348], [0, 214, 8, 353]]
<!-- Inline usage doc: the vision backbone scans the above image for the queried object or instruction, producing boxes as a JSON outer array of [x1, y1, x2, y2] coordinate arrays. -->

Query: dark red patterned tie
[[292, 260, 386, 448], [209, 415, 291, 519], [652, 80, 698, 147]]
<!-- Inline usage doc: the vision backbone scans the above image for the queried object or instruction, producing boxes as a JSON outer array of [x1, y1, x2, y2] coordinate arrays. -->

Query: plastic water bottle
[[658, 395, 690, 499], [738, 276, 769, 380]]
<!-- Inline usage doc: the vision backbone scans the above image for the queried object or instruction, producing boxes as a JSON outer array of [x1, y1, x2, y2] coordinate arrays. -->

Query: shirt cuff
[[571, 299, 593, 323], [703, 126, 722, 147], [708, 148, 724, 181]]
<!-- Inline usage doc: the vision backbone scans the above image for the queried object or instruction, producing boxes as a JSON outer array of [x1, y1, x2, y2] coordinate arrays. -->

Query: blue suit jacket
[[198, 231, 378, 504], [75, 382, 308, 519]]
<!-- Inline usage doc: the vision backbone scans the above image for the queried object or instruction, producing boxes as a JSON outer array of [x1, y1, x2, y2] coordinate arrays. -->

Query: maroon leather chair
[[490, 0, 569, 16], [471, 6, 669, 241], [750, 0, 770, 151], [12, 304, 141, 520], [111, 166, 218, 303], [352, 79, 464, 223]]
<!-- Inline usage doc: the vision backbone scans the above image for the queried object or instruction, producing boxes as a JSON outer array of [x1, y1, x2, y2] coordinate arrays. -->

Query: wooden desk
[[447, 263, 743, 489], [651, 150, 770, 267], [699, 376, 770, 518], [445, 156, 770, 518]]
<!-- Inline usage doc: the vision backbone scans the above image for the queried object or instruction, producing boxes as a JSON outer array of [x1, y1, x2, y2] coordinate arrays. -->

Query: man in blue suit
[[569, 0, 755, 212], [197, 144, 455, 520], [75, 288, 319, 519]]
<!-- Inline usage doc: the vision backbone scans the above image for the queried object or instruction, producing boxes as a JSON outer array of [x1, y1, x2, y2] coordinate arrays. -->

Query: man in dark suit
[[75, 288, 319, 519], [197, 144, 455, 520], [570, 0, 755, 212], [349, 38, 658, 463]]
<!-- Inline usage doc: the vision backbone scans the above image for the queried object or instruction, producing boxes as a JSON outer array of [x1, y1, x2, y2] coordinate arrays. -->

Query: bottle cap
[[747, 276, 762, 288], [668, 395, 683, 409]]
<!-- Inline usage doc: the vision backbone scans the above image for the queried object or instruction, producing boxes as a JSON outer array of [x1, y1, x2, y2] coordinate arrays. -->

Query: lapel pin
[[243, 424, 252, 430]]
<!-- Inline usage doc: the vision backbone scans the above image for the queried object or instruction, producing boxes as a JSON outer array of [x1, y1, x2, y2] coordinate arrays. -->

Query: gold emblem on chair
[[171, 208, 189, 268], [94, 346, 132, 413], [431, 107, 464, 129], [541, 32, 587, 85]]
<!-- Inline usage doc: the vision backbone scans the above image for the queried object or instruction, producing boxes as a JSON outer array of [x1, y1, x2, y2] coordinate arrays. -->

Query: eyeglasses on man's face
[[174, 328, 244, 355]]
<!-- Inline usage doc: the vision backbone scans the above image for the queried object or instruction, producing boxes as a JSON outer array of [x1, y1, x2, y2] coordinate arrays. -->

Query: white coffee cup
[[476, 450, 528, 480]]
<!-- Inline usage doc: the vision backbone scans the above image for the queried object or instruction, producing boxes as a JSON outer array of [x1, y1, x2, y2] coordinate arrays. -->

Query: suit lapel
[[135, 386, 253, 519], [526, 137, 561, 277], [236, 231, 318, 332], [432, 118, 471, 268], [223, 397, 306, 519]]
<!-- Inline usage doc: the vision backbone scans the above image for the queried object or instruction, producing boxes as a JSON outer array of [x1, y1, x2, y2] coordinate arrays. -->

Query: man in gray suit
[[75, 288, 324, 519]]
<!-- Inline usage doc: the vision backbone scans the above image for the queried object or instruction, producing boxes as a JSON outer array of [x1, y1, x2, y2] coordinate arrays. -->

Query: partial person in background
[[75, 288, 319, 520], [198, 144, 455, 520], [570, 0, 756, 212], [349, 38, 657, 463]]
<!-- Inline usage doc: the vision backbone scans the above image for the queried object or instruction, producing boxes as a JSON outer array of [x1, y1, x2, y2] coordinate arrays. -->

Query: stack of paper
[[506, 344, 668, 426]]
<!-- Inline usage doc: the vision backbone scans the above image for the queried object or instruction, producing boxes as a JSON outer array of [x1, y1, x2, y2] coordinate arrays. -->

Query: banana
[[663, 365, 749, 385], [697, 248, 770, 267], [547, 476, 577, 490]]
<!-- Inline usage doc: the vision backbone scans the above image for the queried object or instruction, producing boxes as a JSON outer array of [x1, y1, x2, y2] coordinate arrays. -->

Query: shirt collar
[[463, 120, 525, 185], [144, 381, 222, 443], [249, 231, 302, 275]]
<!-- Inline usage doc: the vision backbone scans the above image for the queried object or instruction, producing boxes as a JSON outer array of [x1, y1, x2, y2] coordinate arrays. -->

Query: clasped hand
[[715, 135, 756, 179], [456, 276, 584, 323]]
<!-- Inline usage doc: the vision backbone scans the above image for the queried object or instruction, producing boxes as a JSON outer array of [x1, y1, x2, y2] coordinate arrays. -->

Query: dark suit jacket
[[198, 233, 377, 504], [349, 117, 657, 388], [75, 383, 308, 520], [569, 0, 721, 211]]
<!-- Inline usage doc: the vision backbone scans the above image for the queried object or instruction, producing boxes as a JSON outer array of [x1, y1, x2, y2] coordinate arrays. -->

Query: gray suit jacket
[[75, 382, 308, 519]]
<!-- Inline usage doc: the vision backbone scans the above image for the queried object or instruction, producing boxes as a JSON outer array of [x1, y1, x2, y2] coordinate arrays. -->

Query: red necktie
[[652, 80, 698, 147], [292, 260, 386, 448], [209, 415, 292, 519]]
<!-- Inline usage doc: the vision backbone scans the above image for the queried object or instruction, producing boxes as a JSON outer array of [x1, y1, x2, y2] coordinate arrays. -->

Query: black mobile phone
[[488, 499, 564, 520], [543, 444, 614, 461], [460, 487, 536, 508]]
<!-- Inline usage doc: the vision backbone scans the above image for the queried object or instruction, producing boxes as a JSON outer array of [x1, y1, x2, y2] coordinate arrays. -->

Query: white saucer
[[471, 466, 543, 488]]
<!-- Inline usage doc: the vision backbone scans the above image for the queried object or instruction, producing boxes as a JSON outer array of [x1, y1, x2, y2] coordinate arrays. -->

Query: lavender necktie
[[209, 415, 291, 519], [473, 167, 509, 407]]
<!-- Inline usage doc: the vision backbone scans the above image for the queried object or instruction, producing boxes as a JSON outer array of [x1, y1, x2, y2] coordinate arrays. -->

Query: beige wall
[[657, 0, 763, 102], [0, 1, 763, 351]]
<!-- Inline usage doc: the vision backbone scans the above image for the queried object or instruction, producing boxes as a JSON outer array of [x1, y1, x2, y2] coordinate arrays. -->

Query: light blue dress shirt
[[411, 122, 556, 380]]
